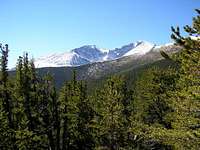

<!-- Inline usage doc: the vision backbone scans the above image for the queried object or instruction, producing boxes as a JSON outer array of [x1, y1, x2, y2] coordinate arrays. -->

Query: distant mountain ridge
[[35, 41, 160, 68], [10, 43, 181, 89]]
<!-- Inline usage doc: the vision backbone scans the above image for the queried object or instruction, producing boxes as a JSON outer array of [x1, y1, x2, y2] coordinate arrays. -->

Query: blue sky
[[0, 0, 199, 68]]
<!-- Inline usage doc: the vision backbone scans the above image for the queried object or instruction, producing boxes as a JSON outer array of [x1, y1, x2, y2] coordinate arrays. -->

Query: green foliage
[[93, 76, 133, 149], [132, 67, 177, 127], [130, 67, 176, 149], [0, 8, 199, 150], [59, 70, 95, 149], [168, 9, 200, 149], [130, 9, 200, 150], [0, 44, 16, 149]]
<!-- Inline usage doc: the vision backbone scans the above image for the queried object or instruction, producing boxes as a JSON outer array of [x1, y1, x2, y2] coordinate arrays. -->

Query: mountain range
[[10, 41, 181, 90], [31, 42, 181, 89], [35, 41, 168, 68]]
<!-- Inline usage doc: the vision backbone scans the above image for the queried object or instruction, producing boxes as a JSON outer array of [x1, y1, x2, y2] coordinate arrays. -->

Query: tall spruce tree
[[0, 44, 16, 149], [14, 54, 46, 149], [75, 81, 95, 149], [59, 71, 80, 149], [37, 73, 58, 149], [0, 44, 14, 128]]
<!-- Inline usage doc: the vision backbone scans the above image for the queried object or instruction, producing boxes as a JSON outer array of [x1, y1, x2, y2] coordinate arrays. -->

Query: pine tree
[[130, 9, 200, 149], [14, 54, 46, 149], [0, 44, 14, 128], [59, 71, 81, 149], [40, 73, 56, 149], [75, 81, 95, 149], [94, 75, 131, 150], [0, 44, 17, 149], [51, 81, 61, 150], [21, 53, 35, 131], [130, 67, 176, 149], [133, 68, 176, 128], [167, 9, 200, 149], [59, 70, 95, 150], [13, 56, 28, 132]]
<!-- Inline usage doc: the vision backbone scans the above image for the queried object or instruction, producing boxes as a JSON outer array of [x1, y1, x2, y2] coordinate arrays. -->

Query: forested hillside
[[0, 9, 199, 150]]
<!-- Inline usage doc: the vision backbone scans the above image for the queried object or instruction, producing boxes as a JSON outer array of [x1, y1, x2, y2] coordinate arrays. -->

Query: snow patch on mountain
[[154, 43, 174, 49], [123, 41, 155, 56], [107, 42, 139, 60], [35, 52, 74, 68]]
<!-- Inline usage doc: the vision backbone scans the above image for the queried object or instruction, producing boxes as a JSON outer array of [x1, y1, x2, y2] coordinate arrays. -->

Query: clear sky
[[0, 0, 199, 68]]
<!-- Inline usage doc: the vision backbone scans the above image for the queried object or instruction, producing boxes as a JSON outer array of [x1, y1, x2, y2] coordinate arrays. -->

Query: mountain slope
[[34, 44, 180, 89]]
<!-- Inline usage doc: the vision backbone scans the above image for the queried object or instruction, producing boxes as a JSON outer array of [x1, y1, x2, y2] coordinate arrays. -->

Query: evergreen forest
[[0, 9, 199, 150]]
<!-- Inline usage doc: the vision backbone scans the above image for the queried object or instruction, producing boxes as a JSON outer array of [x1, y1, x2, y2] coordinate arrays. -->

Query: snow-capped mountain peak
[[72, 45, 104, 62], [35, 41, 169, 68]]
